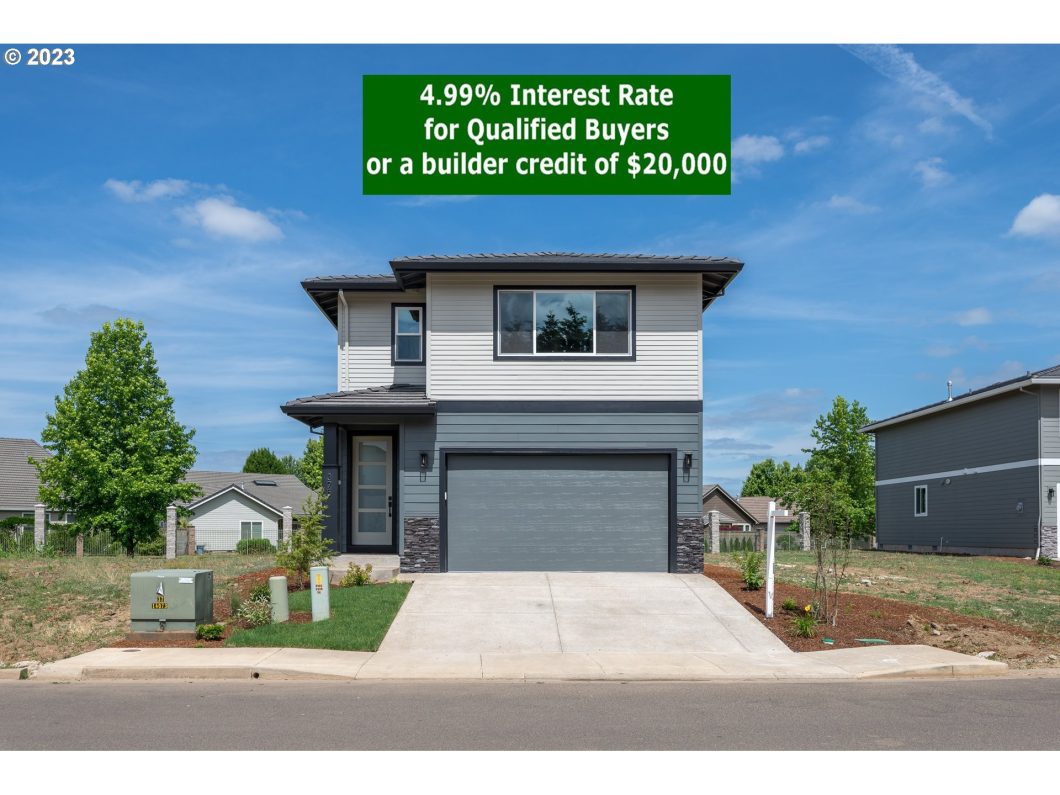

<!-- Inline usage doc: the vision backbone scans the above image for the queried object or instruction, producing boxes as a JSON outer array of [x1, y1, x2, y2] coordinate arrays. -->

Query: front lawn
[[225, 582, 411, 652], [704, 549, 1060, 636]]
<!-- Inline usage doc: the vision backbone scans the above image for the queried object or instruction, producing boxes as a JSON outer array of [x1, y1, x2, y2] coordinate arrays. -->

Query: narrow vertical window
[[914, 485, 928, 517]]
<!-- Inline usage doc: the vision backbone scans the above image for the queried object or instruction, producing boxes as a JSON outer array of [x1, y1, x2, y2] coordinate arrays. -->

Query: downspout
[[1020, 385, 1043, 558], [337, 289, 348, 391]]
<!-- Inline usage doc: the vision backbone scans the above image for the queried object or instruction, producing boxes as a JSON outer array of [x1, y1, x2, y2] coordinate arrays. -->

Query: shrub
[[1038, 556, 1053, 567], [229, 592, 243, 616], [136, 533, 165, 556], [731, 550, 765, 590], [791, 613, 817, 638], [340, 562, 373, 587], [781, 597, 799, 612], [236, 538, 275, 555], [196, 623, 225, 641], [249, 582, 272, 602], [237, 595, 272, 628]]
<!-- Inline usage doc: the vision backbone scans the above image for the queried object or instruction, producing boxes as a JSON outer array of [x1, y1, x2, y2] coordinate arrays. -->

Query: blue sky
[[2, 44, 1059, 492]]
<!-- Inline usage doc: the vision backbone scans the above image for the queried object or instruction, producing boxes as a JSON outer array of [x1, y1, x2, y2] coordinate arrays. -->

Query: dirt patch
[[704, 564, 1060, 669], [108, 567, 312, 648]]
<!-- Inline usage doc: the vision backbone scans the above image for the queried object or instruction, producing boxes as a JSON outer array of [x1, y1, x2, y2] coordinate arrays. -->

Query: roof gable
[[0, 438, 49, 510], [701, 483, 759, 525]]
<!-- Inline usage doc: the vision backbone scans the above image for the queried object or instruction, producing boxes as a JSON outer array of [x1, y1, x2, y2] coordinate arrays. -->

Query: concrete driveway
[[379, 572, 791, 655]]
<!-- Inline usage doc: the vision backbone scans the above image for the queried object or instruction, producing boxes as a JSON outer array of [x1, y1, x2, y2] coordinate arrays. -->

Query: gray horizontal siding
[[1041, 386, 1060, 458], [1043, 464, 1060, 528], [876, 467, 1038, 550], [875, 390, 1039, 480], [400, 410, 701, 519]]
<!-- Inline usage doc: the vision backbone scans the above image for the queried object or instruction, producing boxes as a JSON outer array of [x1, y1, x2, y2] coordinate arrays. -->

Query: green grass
[[705, 549, 1060, 636], [225, 582, 411, 651], [0, 554, 275, 663]]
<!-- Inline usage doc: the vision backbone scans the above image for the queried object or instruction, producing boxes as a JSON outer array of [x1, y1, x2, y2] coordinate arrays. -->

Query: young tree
[[242, 447, 289, 474], [786, 395, 876, 627], [276, 489, 335, 588], [33, 319, 199, 554], [740, 458, 805, 499], [296, 437, 323, 491]]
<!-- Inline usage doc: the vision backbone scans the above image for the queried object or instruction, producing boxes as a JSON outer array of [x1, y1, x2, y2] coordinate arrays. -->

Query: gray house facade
[[282, 253, 742, 574], [862, 365, 1060, 558]]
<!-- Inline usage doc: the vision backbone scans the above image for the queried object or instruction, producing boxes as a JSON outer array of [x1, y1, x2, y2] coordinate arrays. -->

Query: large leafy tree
[[296, 437, 323, 491], [740, 458, 804, 499], [33, 319, 199, 553], [242, 447, 290, 474]]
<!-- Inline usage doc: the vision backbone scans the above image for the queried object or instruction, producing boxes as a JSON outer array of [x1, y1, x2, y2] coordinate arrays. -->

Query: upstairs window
[[392, 304, 425, 365], [914, 485, 928, 517], [496, 288, 633, 357]]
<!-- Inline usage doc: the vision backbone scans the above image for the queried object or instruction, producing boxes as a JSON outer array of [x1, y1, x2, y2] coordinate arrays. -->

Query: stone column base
[[676, 517, 705, 573], [1042, 525, 1058, 559], [401, 517, 441, 573]]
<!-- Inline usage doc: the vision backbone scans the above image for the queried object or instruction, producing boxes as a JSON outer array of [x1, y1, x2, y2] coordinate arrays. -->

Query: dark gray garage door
[[445, 453, 671, 572]]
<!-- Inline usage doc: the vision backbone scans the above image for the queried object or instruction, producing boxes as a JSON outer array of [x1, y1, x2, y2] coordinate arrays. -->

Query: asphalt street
[[2, 677, 1058, 750]]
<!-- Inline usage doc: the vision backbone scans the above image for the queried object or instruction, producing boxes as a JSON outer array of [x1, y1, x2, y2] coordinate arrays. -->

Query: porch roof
[[281, 384, 436, 424]]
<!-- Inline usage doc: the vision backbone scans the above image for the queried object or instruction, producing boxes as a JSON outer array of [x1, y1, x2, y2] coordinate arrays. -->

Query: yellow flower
[[804, 605, 812, 613]]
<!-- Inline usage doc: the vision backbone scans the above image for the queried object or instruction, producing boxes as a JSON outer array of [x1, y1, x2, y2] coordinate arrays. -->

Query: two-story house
[[282, 253, 742, 573], [862, 364, 1060, 559]]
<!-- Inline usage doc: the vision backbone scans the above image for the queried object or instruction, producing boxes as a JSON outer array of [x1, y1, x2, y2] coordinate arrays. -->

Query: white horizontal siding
[[426, 272, 702, 399], [190, 492, 279, 552], [339, 290, 426, 391]]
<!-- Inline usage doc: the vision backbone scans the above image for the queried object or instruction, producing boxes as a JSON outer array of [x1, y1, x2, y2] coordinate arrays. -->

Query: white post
[[765, 500, 777, 618], [165, 505, 177, 560], [34, 503, 46, 550]]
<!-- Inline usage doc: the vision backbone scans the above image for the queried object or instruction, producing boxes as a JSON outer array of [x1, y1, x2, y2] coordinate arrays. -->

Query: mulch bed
[[110, 567, 313, 648], [704, 564, 1059, 667]]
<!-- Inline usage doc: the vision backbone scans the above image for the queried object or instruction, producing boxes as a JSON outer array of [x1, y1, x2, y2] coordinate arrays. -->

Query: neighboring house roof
[[181, 471, 313, 515], [0, 438, 49, 511], [737, 496, 798, 526], [861, 363, 1060, 432], [302, 252, 744, 325], [282, 384, 436, 425], [701, 483, 759, 526]]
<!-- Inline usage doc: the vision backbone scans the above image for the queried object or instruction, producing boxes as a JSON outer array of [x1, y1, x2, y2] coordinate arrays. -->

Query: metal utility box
[[130, 569, 214, 632]]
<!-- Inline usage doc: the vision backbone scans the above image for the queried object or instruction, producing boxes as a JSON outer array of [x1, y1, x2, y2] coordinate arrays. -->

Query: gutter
[[861, 377, 1060, 433]]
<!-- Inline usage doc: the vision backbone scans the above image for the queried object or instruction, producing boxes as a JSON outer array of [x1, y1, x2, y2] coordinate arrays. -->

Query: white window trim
[[914, 485, 928, 517], [393, 305, 424, 364], [496, 288, 633, 358]]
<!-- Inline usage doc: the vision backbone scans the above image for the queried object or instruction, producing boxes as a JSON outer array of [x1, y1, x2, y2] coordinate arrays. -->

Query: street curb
[[0, 667, 28, 681]]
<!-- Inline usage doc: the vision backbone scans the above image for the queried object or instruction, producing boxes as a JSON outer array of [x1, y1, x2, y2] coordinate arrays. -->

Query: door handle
[[387, 495, 393, 517]]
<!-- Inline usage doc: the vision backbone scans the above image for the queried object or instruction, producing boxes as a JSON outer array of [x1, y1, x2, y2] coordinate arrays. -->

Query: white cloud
[[177, 196, 283, 242], [914, 157, 952, 188], [1009, 194, 1060, 238], [842, 44, 993, 137], [793, 135, 830, 154], [822, 194, 879, 214], [917, 117, 954, 136], [954, 307, 992, 326], [393, 195, 478, 208], [732, 135, 784, 164], [104, 178, 190, 202]]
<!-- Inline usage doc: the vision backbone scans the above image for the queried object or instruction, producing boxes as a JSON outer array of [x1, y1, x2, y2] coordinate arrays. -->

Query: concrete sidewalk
[[31, 643, 1007, 682]]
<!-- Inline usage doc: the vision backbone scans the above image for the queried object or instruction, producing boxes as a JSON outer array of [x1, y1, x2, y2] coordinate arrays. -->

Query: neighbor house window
[[496, 289, 633, 356], [392, 304, 425, 364], [914, 485, 928, 517], [240, 521, 263, 540]]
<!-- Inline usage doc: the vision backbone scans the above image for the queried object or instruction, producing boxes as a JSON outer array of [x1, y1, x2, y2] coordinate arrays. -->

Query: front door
[[351, 436, 393, 548]]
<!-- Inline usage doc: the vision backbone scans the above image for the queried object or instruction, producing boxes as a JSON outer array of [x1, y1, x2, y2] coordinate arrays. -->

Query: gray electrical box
[[130, 569, 214, 632]]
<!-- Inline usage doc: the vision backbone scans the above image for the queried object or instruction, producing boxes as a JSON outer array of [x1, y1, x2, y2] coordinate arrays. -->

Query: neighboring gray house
[[282, 252, 742, 573], [0, 438, 70, 524], [861, 364, 1060, 558], [180, 471, 313, 552], [701, 484, 758, 531]]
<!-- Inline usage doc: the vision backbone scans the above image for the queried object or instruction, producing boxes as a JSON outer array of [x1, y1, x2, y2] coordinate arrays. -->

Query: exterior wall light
[[683, 452, 693, 471], [419, 452, 429, 471]]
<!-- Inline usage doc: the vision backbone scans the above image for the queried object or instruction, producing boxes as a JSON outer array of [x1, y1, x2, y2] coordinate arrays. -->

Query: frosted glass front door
[[352, 437, 392, 546]]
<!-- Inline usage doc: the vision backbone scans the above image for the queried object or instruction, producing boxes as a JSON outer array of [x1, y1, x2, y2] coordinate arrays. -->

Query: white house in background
[[181, 471, 313, 551]]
